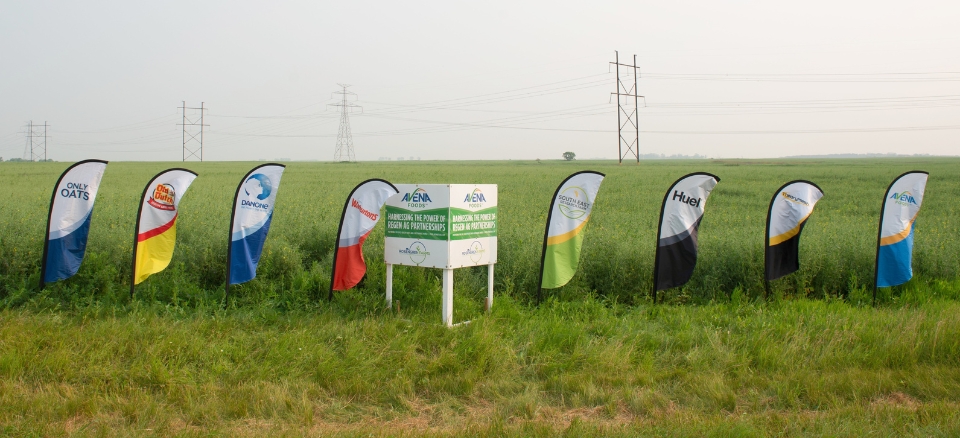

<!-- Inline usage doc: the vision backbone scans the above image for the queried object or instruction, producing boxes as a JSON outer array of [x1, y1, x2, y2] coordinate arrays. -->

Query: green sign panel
[[386, 206, 497, 240]]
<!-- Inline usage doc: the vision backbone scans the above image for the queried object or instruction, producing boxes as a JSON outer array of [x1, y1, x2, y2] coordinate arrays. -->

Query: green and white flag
[[538, 171, 605, 291]]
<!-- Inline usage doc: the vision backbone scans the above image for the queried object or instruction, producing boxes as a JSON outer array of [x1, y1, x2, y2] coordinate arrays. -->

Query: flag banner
[[330, 179, 398, 294], [765, 180, 824, 281], [538, 171, 605, 290], [653, 172, 720, 293], [130, 168, 198, 290], [227, 164, 286, 288], [875, 171, 928, 288], [40, 159, 109, 288]]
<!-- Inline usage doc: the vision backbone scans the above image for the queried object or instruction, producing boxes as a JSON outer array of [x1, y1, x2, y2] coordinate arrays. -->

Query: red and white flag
[[330, 179, 398, 292]]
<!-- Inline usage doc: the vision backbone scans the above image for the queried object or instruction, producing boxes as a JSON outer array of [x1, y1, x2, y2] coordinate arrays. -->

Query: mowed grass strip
[[1, 292, 960, 436]]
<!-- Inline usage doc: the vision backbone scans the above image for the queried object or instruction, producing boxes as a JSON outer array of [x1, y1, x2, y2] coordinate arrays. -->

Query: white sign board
[[383, 184, 498, 326], [384, 184, 498, 268]]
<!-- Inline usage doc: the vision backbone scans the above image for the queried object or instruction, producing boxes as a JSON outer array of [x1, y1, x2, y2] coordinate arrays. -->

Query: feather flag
[[538, 171, 605, 295], [40, 159, 108, 288], [765, 180, 824, 282], [875, 171, 928, 289], [653, 172, 720, 299], [130, 168, 198, 292], [329, 179, 398, 297], [226, 164, 286, 293]]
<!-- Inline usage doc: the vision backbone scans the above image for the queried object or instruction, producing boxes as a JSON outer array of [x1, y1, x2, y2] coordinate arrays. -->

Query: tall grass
[[1, 159, 959, 435], [1, 285, 960, 435], [1, 159, 958, 309]]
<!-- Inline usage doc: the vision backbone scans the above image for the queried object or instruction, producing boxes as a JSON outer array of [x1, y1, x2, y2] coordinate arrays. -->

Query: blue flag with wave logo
[[226, 164, 286, 291]]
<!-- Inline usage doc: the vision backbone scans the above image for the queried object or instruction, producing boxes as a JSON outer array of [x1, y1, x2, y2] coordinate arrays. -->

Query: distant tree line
[[2, 158, 55, 162]]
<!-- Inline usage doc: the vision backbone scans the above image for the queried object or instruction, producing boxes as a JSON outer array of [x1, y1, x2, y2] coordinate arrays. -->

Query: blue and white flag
[[41, 159, 108, 288], [875, 171, 928, 288], [226, 163, 285, 290]]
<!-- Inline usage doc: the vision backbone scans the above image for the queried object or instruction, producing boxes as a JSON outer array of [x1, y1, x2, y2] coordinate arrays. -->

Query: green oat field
[[1, 158, 959, 436]]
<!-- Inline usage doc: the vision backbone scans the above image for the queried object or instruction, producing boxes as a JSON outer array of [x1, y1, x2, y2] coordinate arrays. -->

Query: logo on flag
[[147, 184, 176, 211], [889, 191, 919, 206], [557, 186, 591, 219], [240, 173, 272, 211]]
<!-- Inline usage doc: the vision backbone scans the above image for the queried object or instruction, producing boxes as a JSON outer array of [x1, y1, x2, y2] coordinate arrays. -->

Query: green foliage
[[1, 158, 959, 307], [1, 296, 960, 434], [1, 159, 959, 434], [563, 151, 576, 161]]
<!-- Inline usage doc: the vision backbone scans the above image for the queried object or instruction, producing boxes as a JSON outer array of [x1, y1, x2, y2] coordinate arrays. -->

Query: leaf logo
[[557, 187, 590, 220]]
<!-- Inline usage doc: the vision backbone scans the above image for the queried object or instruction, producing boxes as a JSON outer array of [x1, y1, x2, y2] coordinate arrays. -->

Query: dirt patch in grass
[[871, 392, 920, 410]]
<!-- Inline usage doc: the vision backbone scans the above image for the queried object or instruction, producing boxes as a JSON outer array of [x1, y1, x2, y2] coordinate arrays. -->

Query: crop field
[[1, 158, 960, 436]]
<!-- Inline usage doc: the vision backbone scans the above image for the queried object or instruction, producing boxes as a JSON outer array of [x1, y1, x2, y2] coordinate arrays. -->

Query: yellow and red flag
[[131, 168, 197, 294]]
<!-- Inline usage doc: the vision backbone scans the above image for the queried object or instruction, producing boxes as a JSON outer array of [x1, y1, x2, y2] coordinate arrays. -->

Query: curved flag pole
[[40, 159, 109, 290], [225, 163, 285, 304], [328, 178, 398, 301], [763, 179, 823, 299], [873, 170, 928, 305], [651, 172, 720, 304], [537, 170, 605, 304], [130, 168, 198, 298]]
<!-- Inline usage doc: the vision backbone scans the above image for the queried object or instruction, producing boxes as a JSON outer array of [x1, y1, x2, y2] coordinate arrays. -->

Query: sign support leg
[[486, 264, 494, 311], [442, 268, 453, 327], [385, 263, 393, 309]]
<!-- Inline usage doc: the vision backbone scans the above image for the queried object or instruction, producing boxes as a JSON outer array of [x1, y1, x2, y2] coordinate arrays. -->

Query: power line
[[54, 113, 180, 134], [642, 125, 960, 134], [646, 94, 960, 108], [642, 72, 960, 83]]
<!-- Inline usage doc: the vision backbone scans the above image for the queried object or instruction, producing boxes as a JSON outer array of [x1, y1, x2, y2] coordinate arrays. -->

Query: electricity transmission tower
[[610, 51, 644, 164], [179, 101, 207, 161], [23, 121, 48, 161], [329, 84, 361, 162]]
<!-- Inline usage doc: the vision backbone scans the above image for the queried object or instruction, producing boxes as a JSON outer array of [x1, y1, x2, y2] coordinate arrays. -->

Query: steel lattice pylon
[[330, 84, 361, 162], [24, 121, 48, 161], [610, 51, 644, 164], [179, 102, 207, 162]]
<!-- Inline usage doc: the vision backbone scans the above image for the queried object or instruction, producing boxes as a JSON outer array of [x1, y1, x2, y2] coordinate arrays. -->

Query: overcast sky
[[2, 0, 958, 161]]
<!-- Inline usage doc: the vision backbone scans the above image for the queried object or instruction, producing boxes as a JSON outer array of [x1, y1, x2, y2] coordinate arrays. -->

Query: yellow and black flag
[[764, 180, 824, 285]]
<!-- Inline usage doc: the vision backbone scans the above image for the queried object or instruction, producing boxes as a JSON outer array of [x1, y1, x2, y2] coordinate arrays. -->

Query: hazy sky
[[2, 1, 958, 161]]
